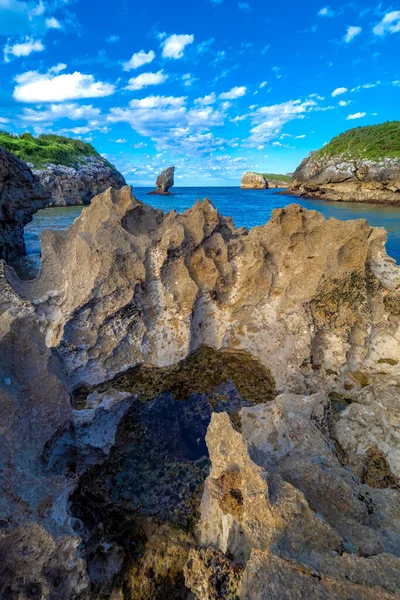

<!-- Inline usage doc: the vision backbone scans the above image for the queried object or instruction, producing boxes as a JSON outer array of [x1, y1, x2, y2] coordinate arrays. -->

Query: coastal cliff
[[1, 186, 400, 598], [288, 122, 400, 204], [33, 156, 126, 206]]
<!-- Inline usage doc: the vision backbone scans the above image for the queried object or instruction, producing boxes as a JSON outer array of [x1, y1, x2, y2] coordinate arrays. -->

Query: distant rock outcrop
[[149, 166, 175, 195], [266, 178, 288, 188], [241, 171, 268, 189], [288, 153, 400, 204], [0, 146, 50, 260], [33, 156, 126, 206]]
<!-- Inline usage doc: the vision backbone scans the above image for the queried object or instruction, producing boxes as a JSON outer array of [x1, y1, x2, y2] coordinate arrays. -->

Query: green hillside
[[261, 173, 291, 182], [0, 131, 102, 168], [315, 121, 400, 161]]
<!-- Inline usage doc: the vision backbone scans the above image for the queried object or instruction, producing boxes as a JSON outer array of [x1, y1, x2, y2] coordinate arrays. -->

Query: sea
[[9, 187, 400, 280]]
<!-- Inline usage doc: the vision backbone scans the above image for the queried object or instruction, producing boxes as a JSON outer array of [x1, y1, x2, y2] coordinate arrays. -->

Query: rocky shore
[[288, 153, 400, 204], [1, 183, 400, 598]]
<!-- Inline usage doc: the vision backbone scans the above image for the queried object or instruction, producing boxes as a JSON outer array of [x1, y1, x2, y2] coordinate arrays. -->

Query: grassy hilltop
[[261, 172, 291, 182], [0, 131, 103, 168], [315, 121, 400, 161]]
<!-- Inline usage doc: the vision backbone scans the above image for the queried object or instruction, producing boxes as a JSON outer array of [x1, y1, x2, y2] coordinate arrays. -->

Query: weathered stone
[[33, 156, 126, 206], [288, 153, 400, 204], [240, 171, 267, 189], [266, 178, 287, 188], [149, 166, 175, 195]]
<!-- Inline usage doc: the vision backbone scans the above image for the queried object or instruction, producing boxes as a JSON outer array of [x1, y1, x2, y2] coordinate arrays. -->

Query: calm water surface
[[10, 187, 400, 279]]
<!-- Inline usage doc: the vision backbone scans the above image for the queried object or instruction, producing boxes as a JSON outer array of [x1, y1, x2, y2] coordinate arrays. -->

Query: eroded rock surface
[[184, 404, 400, 599], [288, 153, 400, 204], [33, 157, 126, 207], [240, 171, 267, 189], [149, 166, 175, 195], [7, 186, 400, 394], [0, 146, 50, 260]]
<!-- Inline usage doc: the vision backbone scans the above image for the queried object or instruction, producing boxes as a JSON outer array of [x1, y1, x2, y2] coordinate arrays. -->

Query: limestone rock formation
[[0, 146, 50, 260], [288, 153, 400, 203], [149, 165, 175, 195], [33, 156, 126, 206], [8, 186, 400, 394], [240, 171, 267, 189], [184, 404, 400, 598], [1, 185, 400, 598]]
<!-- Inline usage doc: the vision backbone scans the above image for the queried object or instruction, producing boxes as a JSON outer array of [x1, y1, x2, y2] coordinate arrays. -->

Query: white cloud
[[238, 2, 251, 11], [46, 17, 62, 29], [19, 103, 101, 122], [318, 6, 334, 16], [0, 117, 10, 124], [331, 87, 347, 97], [122, 49, 155, 71], [247, 98, 317, 146], [129, 96, 186, 108], [373, 11, 400, 36], [194, 93, 216, 105], [107, 35, 119, 43], [182, 73, 197, 87], [295, 134, 306, 138], [4, 37, 44, 62], [13, 65, 116, 103], [260, 81, 267, 88], [115, 138, 127, 143], [125, 70, 167, 91], [161, 33, 194, 59], [219, 86, 247, 100], [347, 112, 366, 120], [338, 99, 351, 106], [344, 26, 362, 43]]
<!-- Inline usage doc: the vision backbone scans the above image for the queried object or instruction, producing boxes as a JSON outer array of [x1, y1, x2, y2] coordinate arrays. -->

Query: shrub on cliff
[[315, 121, 400, 161], [0, 131, 104, 168]]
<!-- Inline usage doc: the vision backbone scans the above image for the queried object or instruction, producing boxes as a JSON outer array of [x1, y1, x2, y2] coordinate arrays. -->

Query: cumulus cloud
[[161, 34, 194, 59], [238, 2, 251, 11], [344, 26, 362, 43], [219, 86, 246, 100], [247, 98, 317, 146], [194, 93, 216, 105], [373, 11, 400, 35], [4, 37, 44, 62], [13, 65, 116, 103], [125, 70, 167, 91], [107, 35, 119, 43], [129, 96, 186, 108], [338, 99, 351, 106], [347, 112, 366, 120], [46, 17, 62, 29], [115, 138, 127, 143], [122, 50, 155, 71], [331, 87, 347, 97], [19, 103, 101, 122], [318, 6, 334, 17]]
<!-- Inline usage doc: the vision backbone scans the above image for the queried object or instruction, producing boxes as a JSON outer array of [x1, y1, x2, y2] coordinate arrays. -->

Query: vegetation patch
[[315, 121, 400, 161], [261, 172, 291, 182], [0, 131, 105, 168]]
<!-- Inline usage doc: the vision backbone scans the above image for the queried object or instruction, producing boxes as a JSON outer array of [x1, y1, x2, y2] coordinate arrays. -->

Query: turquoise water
[[10, 187, 400, 279]]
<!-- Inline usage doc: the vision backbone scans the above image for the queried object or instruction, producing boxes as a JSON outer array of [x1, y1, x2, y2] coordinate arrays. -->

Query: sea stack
[[149, 166, 175, 195], [241, 171, 268, 189]]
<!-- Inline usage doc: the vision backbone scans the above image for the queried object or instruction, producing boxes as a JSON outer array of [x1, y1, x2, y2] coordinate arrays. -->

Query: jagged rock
[[7, 186, 400, 394], [0, 146, 50, 260], [149, 166, 175, 195], [240, 171, 267, 189], [288, 153, 400, 203], [184, 406, 400, 599], [33, 156, 126, 206]]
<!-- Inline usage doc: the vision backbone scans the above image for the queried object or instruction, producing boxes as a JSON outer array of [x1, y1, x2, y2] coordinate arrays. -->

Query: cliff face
[[33, 156, 126, 206], [289, 153, 400, 203], [2, 187, 400, 598], [0, 147, 50, 260]]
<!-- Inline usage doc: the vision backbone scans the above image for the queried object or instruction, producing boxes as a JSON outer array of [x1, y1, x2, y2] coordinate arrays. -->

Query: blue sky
[[0, 0, 399, 185]]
